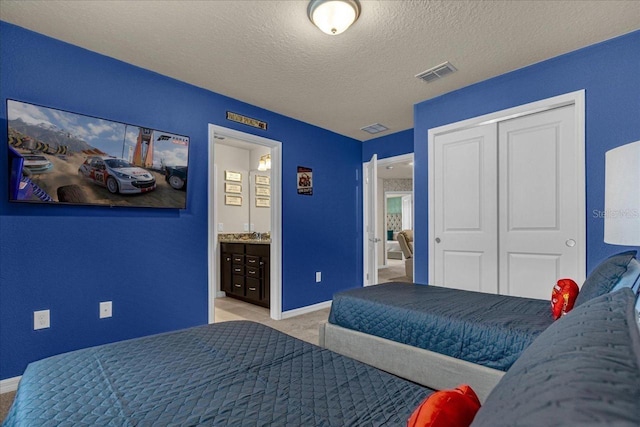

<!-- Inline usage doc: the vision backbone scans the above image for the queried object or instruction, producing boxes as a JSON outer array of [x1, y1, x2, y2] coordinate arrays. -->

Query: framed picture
[[255, 186, 270, 197], [225, 183, 242, 194], [255, 175, 270, 186], [225, 170, 242, 182], [225, 195, 242, 206], [256, 197, 270, 208]]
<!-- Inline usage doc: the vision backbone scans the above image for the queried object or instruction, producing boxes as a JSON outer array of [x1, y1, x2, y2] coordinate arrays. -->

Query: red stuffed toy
[[551, 278, 579, 320]]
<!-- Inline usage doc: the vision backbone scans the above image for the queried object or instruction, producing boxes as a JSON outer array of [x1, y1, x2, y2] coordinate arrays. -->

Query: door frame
[[427, 90, 586, 285], [363, 152, 415, 285], [207, 124, 283, 322]]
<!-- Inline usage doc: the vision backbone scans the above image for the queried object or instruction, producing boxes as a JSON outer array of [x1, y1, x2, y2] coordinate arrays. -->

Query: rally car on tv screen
[[78, 156, 156, 194]]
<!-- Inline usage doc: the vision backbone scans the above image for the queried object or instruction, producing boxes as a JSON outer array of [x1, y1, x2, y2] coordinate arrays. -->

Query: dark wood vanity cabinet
[[220, 242, 270, 308]]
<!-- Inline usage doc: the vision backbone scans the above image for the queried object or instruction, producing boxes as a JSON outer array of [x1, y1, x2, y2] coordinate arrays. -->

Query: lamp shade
[[308, 0, 360, 35], [604, 140, 640, 245]]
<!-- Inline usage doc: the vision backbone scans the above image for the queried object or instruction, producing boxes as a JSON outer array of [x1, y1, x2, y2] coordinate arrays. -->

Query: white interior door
[[498, 105, 580, 299], [401, 194, 413, 230], [364, 154, 379, 286], [433, 124, 498, 293]]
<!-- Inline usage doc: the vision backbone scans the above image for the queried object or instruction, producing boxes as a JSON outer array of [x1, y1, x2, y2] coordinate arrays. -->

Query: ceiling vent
[[361, 123, 389, 134], [415, 61, 457, 83]]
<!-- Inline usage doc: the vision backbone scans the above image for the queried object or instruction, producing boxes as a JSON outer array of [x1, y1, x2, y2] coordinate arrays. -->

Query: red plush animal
[[551, 278, 579, 320]]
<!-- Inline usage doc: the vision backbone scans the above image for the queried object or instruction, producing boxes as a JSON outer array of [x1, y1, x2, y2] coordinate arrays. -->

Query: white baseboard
[[281, 300, 332, 319], [215, 291, 225, 298], [0, 376, 21, 393]]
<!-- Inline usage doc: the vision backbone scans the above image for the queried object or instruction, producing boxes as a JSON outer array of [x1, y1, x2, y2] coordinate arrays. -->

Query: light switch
[[34, 310, 50, 330]]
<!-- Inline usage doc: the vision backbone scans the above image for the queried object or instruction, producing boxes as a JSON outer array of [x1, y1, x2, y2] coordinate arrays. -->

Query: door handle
[[566, 239, 576, 247], [435, 237, 441, 243], [370, 237, 381, 243]]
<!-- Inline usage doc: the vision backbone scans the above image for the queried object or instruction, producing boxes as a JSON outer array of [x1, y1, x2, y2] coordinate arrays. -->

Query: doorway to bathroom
[[207, 124, 283, 322]]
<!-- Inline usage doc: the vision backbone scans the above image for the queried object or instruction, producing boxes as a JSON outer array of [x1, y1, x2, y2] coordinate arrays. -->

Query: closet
[[431, 103, 583, 300]]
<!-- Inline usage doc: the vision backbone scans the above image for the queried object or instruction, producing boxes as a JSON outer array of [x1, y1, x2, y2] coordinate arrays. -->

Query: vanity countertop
[[218, 233, 271, 245]]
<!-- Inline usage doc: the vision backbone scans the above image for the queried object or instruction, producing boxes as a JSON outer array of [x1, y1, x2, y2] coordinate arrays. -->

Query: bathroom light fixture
[[308, 0, 361, 35], [258, 154, 271, 172]]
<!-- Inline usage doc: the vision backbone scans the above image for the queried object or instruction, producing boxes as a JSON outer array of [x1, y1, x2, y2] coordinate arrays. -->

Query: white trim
[[0, 376, 21, 393], [281, 300, 332, 319], [363, 153, 415, 285], [428, 90, 586, 285], [208, 125, 283, 322]]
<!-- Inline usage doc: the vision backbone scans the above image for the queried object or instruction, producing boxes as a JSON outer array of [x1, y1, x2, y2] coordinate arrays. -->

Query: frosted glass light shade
[[308, 0, 360, 35], [604, 140, 640, 245]]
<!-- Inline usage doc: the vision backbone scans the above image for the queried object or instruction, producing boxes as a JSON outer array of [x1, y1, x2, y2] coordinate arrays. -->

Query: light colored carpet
[[378, 259, 410, 283], [0, 298, 331, 422]]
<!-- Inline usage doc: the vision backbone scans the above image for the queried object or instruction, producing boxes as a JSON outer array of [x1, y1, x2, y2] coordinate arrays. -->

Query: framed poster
[[256, 198, 270, 208], [297, 166, 313, 195], [255, 175, 270, 186], [225, 195, 242, 206], [225, 170, 242, 182], [225, 183, 242, 194], [255, 186, 270, 197]]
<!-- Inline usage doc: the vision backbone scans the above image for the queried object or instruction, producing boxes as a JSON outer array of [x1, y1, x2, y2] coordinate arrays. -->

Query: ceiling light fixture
[[308, 0, 361, 35]]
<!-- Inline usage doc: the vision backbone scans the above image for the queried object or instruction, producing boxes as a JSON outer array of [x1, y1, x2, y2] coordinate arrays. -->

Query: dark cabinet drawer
[[246, 266, 260, 278], [232, 265, 245, 275], [232, 254, 244, 264], [231, 275, 245, 296], [245, 255, 260, 266], [246, 278, 260, 300]]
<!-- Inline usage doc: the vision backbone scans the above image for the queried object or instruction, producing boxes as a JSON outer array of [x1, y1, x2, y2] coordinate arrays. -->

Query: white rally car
[[78, 156, 156, 194]]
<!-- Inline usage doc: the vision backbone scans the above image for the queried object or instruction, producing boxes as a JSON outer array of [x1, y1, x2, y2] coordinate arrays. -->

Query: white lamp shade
[[308, 0, 360, 35], [604, 140, 640, 245]]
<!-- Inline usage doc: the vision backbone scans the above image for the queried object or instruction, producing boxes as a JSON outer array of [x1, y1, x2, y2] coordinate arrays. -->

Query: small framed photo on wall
[[225, 183, 242, 194], [256, 198, 270, 208], [255, 186, 270, 197], [225, 170, 242, 182], [225, 195, 242, 206]]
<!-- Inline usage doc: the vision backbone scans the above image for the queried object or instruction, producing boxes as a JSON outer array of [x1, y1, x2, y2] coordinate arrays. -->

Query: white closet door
[[433, 124, 498, 293], [498, 105, 579, 299]]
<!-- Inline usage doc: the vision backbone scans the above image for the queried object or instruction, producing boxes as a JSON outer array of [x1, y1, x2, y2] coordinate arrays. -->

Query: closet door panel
[[433, 124, 498, 293], [498, 105, 579, 299]]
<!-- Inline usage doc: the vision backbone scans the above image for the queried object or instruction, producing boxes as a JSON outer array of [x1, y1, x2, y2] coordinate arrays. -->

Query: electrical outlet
[[99, 301, 112, 319], [316, 272, 322, 283], [34, 309, 50, 330], [243, 223, 249, 231], [218, 223, 224, 232]]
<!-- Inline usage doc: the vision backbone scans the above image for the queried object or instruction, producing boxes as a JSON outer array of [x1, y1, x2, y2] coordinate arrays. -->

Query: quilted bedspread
[[329, 283, 554, 371], [3, 321, 433, 426]]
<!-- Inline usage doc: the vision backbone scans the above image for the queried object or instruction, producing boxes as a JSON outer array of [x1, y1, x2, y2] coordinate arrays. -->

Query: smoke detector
[[415, 61, 457, 83]]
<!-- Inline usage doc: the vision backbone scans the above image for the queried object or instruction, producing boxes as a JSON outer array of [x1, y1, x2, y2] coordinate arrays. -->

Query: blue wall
[[413, 30, 640, 284], [362, 128, 413, 162], [0, 22, 363, 380]]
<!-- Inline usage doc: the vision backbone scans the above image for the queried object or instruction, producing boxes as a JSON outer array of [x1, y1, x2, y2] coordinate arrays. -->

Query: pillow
[[408, 385, 481, 427], [612, 258, 640, 294], [574, 250, 637, 306], [550, 278, 579, 320], [471, 288, 640, 426]]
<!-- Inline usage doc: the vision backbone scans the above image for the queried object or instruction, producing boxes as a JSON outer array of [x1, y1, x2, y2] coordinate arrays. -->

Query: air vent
[[213, 135, 226, 140], [361, 123, 389, 134], [415, 61, 457, 83]]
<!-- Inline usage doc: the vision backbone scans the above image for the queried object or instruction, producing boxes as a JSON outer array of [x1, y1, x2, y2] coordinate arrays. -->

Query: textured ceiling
[[1, 1, 639, 141]]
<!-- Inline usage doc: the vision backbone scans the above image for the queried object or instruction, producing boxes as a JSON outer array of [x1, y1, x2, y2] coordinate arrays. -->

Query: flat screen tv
[[7, 100, 189, 209]]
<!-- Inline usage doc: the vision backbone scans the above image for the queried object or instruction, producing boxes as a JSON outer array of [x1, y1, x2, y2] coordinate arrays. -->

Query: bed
[[328, 282, 553, 371], [321, 251, 639, 402], [3, 321, 434, 426], [322, 283, 552, 400]]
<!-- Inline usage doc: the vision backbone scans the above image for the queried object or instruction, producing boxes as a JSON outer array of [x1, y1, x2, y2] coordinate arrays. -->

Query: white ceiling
[[1, 1, 638, 141]]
